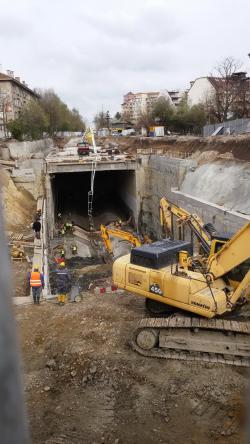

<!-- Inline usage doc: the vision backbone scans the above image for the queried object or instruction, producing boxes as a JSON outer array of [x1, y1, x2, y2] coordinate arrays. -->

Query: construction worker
[[60, 226, 65, 236], [55, 262, 70, 306], [28, 266, 44, 304], [35, 209, 42, 220], [115, 219, 122, 228], [32, 219, 41, 239], [71, 244, 77, 255], [65, 222, 73, 233]]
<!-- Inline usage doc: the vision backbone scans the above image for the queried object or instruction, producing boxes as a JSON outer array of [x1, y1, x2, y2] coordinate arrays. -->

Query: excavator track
[[131, 316, 250, 367]]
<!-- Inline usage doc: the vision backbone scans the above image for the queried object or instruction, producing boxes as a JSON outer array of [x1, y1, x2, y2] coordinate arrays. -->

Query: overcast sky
[[0, 0, 249, 123]]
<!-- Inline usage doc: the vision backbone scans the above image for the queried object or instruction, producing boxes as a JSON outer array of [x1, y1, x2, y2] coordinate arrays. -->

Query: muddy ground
[[16, 291, 249, 444]]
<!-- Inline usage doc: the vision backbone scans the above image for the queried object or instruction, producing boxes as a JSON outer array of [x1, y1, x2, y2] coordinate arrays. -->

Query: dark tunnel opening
[[52, 170, 137, 230]]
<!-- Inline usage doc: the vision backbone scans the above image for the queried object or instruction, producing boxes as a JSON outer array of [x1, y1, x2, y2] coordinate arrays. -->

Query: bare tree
[[122, 109, 133, 123], [205, 57, 249, 122]]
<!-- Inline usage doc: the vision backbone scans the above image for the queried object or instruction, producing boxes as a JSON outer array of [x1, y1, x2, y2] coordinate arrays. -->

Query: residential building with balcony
[[122, 89, 186, 122], [0, 69, 38, 137]]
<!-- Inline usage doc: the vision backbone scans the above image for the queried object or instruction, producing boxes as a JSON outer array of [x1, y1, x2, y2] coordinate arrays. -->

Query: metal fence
[[203, 118, 250, 137]]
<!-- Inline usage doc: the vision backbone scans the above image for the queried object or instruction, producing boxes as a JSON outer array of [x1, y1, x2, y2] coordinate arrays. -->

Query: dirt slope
[[0, 168, 35, 230], [103, 134, 250, 161]]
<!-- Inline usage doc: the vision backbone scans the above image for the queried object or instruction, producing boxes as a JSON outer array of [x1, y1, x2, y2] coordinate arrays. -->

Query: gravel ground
[[16, 291, 249, 444]]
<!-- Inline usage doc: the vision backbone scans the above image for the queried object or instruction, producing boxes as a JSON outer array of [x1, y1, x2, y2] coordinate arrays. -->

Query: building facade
[[188, 74, 250, 120], [122, 89, 185, 122], [0, 70, 38, 138]]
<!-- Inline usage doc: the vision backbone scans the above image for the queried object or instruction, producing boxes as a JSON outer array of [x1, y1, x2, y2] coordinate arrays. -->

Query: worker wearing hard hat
[[55, 262, 71, 305], [28, 265, 44, 304]]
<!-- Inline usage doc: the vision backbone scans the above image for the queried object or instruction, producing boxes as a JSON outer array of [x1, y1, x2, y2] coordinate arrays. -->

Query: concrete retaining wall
[[172, 189, 249, 234], [2, 138, 53, 160], [139, 154, 249, 238], [139, 155, 195, 237]]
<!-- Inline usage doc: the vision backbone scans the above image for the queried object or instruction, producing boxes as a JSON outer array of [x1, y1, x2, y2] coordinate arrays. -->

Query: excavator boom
[[100, 224, 141, 254], [208, 221, 250, 278]]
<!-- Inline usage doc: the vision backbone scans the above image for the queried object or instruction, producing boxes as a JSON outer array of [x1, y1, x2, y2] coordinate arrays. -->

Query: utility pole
[[106, 111, 110, 130]]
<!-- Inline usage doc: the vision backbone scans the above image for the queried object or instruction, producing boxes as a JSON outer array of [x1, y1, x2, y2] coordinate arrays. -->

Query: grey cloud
[[0, 0, 249, 122], [0, 15, 32, 38]]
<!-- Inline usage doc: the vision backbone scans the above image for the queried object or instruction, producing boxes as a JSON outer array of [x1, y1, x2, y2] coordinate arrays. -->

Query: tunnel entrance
[[51, 170, 137, 231]]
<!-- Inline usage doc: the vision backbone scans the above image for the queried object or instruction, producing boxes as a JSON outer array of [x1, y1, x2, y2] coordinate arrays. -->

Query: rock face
[[0, 169, 35, 230]]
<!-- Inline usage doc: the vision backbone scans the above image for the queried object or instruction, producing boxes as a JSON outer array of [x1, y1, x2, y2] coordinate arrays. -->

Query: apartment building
[[122, 89, 185, 122], [0, 69, 38, 137]]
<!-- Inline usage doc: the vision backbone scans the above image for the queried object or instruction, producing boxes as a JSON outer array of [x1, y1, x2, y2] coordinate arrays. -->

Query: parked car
[[77, 141, 90, 156]]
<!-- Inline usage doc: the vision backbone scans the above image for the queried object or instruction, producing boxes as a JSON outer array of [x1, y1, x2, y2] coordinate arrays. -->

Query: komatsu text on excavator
[[113, 218, 250, 367]]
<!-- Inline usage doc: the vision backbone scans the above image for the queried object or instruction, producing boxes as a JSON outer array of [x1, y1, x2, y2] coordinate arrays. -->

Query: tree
[[136, 111, 153, 129], [114, 112, 121, 120], [7, 100, 48, 140], [94, 111, 108, 130], [151, 97, 175, 126], [7, 119, 25, 141], [39, 89, 85, 135], [122, 109, 133, 123], [173, 98, 206, 134], [205, 57, 248, 122], [6, 89, 85, 140], [21, 100, 49, 139], [39, 90, 66, 135]]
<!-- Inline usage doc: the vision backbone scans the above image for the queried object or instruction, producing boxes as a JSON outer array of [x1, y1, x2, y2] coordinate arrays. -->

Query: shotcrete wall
[[138, 155, 249, 238]]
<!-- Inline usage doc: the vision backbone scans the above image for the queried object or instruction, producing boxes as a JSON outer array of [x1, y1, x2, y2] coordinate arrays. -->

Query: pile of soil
[[49, 256, 111, 294], [103, 134, 250, 162]]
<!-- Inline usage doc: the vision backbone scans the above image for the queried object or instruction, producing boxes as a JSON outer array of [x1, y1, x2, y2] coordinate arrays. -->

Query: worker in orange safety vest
[[28, 265, 44, 304]]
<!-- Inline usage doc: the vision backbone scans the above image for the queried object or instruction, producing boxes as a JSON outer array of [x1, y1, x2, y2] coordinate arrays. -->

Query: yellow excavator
[[113, 220, 250, 366], [160, 197, 250, 293], [160, 197, 229, 256], [100, 224, 142, 255]]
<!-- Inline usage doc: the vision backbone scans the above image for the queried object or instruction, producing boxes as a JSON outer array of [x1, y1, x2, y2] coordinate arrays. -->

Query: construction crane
[[100, 224, 142, 254], [113, 221, 250, 366]]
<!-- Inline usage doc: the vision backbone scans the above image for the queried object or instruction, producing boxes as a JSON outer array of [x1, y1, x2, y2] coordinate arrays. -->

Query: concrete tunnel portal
[[48, 169, 138, 234]]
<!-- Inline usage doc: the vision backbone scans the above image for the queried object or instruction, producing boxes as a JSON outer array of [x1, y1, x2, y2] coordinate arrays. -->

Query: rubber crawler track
[[131, 316, 250, 367]]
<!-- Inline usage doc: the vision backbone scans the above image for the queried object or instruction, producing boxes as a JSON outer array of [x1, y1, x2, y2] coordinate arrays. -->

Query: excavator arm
[[208, 221, 250, 278], [160, 197, 212, 254], [100, 224, 141, 254], [207, 221, 250, 306]]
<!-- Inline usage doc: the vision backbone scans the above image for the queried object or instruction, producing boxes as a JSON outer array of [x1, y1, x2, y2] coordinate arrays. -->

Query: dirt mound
[[0, 168, 35, 230], [103, 134, 250, 161]]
